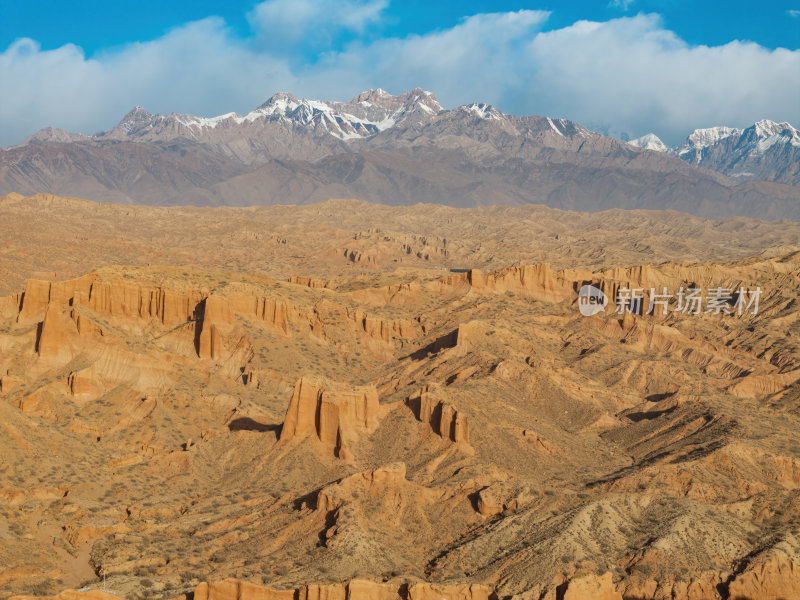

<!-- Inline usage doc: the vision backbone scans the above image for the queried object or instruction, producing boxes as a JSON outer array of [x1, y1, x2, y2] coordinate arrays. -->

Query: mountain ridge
[[628, 119, 800, 185], [2, 89, 799, 218]]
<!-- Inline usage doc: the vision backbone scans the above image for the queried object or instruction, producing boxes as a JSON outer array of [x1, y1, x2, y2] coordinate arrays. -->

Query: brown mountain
[[2, 90, 798, 218]]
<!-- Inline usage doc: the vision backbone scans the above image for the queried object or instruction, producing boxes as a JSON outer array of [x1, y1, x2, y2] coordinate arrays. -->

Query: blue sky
[[3, 1, 799, 54], [1, 1, 798, 146]]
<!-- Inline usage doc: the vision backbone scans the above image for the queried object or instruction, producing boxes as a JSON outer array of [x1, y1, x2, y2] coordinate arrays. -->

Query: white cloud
[[788, 9, 800, 17], [516, 15, 800, 144], [0, 5, 798, 147], [0, 18, 295, 145], [609, 0, 636, 10], [297, 11, 551, 109], [248, 0, 388, 52], [303, 12, 799, 145]]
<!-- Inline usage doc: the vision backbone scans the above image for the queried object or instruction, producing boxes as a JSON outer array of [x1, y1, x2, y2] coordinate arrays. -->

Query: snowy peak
[[743, 119, 800, 153], [751, 119, 799, 139], [258, 91, 299, 108], [94, 89, 444, 144], [628, 133, 668, 153], [114, 106, 161, 135], [667, 119, 800, 183], [241, 88, 442, 140], [395, 88, 442, 115], [676, 119, 800, 158], [254, 95, 329, 125], [349, 88, 441, 113], [460, 103, 505, 120], [351, 88, 391, 105], [249, 93, 393, 140], [677, 126, 741, 158], [621, 118, 799, 184], [120, 106, 153, 123], [18, 93, 799, 187], [634, 119, 800, 160], [254, 92, 302, 115]]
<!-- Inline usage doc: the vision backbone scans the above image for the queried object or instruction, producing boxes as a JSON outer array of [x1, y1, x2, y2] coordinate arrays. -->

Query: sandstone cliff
[[407, 385, 470, 445], [281, 378, 381, 458], [37, 304, 77, 362], [192, 578, 495, 600]]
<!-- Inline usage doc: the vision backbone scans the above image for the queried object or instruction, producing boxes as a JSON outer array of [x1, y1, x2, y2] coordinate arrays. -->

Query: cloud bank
[[1, 0, 798, 147]]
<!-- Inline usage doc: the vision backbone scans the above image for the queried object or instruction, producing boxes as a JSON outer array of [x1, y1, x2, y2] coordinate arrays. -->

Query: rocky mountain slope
[[629, 120, 800, 186], [2, 91, 799, 218], [1, 193, 800, 600]]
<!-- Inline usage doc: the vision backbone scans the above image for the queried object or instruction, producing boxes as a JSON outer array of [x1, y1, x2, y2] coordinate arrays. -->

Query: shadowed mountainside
[[2, 90, 798, 219]]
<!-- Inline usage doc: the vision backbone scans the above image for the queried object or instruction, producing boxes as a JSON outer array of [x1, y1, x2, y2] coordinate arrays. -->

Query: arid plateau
[[1, 193, 800, 600]]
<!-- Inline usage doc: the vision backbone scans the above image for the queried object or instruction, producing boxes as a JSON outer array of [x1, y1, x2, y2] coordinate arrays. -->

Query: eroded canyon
[[1, 194, 799, 600]]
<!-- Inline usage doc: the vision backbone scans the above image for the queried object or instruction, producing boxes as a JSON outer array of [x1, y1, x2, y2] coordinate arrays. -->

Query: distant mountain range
[[2, 89, 798, 219], [628, 120, 800, 186]]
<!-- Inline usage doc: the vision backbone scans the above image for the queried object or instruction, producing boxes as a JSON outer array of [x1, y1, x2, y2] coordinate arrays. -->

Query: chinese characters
[[614, 286, 761, 316]]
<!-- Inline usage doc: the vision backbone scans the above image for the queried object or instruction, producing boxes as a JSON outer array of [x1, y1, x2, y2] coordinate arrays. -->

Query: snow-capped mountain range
[[24, 88, 443, 150], [110, 88, 442, 142], [20, 88, 598, 167], [628, 120, 800, 184], [2, 89, 799, 219]]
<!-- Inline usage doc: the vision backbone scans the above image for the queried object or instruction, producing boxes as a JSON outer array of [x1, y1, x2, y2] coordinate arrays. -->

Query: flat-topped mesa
[[224, 293, 292, 334], [407, 385, 470, 445], [195, 295, 233, 360], [448, 262, 755, 318], [37, 304, 77, 362], [348, 308, 420, 345], [287, 275, 337, 290], [407, 583, 495, 600], [74, 279, 202, 327], [16, 274, 204, 327], [14, 274, 303, 346], [18, 276, 95, 322], [193, 578, 495, 600], [441, 264, 576, 304], [281, 378, 381, 458]]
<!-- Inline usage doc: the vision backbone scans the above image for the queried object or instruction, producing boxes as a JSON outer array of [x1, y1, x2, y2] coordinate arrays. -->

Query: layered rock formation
[[348, 308, 420, 346], [462, 264, 576, 304], [196, 295, 233, 360], [36, 305, 76, 361], [474, 481, 534, 518], [67, 365, 103, 399], [281, 379, 381, 458], [407, 385, 470, 445], [288, 276, 337, 290], [558, 572, 622, 600], [727, 554, 800, 600], [315, 463, 410, 513], [3, 200, 800, 600], [192, 579, 495, 600]]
